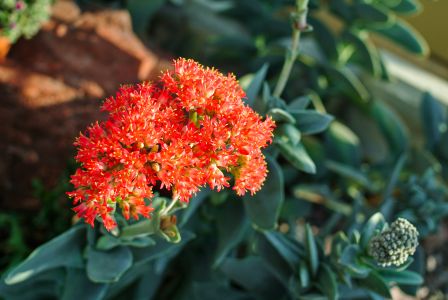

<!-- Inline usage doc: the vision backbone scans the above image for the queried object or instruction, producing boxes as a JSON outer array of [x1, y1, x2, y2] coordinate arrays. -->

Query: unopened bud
[[368, 218, 419, 267], [151, 162, 161, 172]]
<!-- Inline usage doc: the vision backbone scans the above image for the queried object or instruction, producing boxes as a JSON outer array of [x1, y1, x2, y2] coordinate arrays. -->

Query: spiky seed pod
[[368, 218, 419, 267]]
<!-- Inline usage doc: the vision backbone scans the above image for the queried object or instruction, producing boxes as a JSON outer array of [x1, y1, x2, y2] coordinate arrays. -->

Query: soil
[[0, 0, 170, 211]]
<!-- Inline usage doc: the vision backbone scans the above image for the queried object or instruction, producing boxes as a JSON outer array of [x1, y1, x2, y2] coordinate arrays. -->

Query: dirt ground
[[0, 0, 169, 211]]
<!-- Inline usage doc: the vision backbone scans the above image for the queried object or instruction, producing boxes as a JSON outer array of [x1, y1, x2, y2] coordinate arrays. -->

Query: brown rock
[[0, 0, 170, 210]]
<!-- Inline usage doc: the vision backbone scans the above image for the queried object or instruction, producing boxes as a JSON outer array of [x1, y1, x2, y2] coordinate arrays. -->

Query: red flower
[[68, 58, 275, 230]]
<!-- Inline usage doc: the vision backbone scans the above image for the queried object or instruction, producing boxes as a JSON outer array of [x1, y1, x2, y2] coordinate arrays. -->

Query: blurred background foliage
[[2, 0, 448, 299]]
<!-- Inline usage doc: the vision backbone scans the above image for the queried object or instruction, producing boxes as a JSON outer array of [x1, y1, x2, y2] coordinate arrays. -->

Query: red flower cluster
[[68, 58, 275, 230]]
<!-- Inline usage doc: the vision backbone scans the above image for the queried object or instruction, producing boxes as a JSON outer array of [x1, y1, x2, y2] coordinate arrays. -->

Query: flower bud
[[151, 162, 161, 172], [368, 218, 419, 267]]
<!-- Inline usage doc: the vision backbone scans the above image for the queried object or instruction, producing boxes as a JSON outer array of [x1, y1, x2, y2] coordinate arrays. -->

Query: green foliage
[[396, 169, 448, 236], [0, 171, 73, 273], [3, 0, 448, 299], [0, 0, 52, 43]]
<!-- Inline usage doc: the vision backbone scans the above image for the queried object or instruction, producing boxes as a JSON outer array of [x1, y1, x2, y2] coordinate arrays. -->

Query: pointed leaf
[[277, 142, 316, 174], [5, 226, 85, 285], [325, 121, 361, 166], [0, 269, 65, 299], [298, 261, 310, 288], [354, 3, 395, 27], [391, 0, 422, 15], [371, 101, 409, 158], [326, 66, 370, 107], [274, 123, 301, 146], [264, 231, 302, 268], [343, 29, 382, 77], [373, 20, 429, 55], [288, 96, 311, 110], [317, 264, 338, 300], [289, 110, 334, 135], [267, 108, 296, 124], [361, 213, 386, 248], [305, 224, 319, 277], [325, 160, 371, 188]]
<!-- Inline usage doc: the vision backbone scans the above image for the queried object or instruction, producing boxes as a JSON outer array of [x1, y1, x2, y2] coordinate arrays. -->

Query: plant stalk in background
[[273, 0, 310, 98]]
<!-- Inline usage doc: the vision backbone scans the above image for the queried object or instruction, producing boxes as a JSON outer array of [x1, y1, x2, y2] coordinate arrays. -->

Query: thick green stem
[[273, 0, 310, 98], [120, 196, 180, 238], [120, 219, 158, 238], [160, 196, 179, 216]]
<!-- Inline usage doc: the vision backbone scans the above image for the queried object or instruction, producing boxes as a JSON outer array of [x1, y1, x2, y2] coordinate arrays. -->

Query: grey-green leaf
[[299, 261, 310, 288], [214, 200, 248, 267], [62, 268, 109, 300], [268, 108, 296, 124], [277, 142, 316, 174], [421, 92, 445, 150], [244, 156, 284, 230], [245, 64, 269, 107], [343, 30, 382, 77], [325, 121, 361, 167], [380, 270, 424, 285], [220, 257, 284, 300], [325, 160, 371, 188], [264, 231, 302, 268], [371, 101, 409, 158], [326, 66, 370, 107], [290, 110, 334, 135], [87, 246, 133, 283], [357, 270, 391, 298], [5, 225, 85, 285], [373, 20, 429, 55], [317, 263, 339, 300], [308, 16, 339, 61], [339, 245, 370, 277], [361, 213, 386, 248], [354, 3, 395, 27], [127, 0, 165, 36], [390, 0, 422, 15], [305, 224, 319, 277], [274, 123, 301, 146], [288, 95, 311, 110]]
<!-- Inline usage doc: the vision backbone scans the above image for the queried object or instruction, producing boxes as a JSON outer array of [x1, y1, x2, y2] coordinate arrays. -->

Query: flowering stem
[[120, 219, 156, 238], [273, 0, 310, 98], [160, 196, 179, 216], [120, 197, 180, 238]]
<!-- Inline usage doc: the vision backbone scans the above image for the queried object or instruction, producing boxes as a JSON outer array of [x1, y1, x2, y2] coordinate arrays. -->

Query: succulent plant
[[368, 218, 419, 267], [0, 0, 52, 43]]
